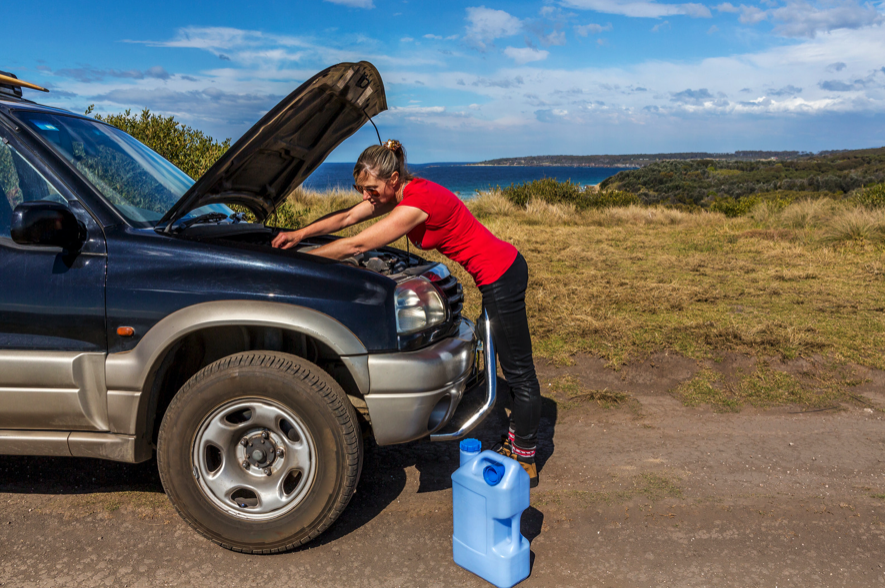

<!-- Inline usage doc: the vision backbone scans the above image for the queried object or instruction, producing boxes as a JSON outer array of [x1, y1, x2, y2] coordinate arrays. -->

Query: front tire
[[157, 352, 362, 553]]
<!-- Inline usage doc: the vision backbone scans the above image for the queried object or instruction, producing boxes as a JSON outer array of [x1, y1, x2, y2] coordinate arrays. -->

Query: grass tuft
[[547, 375, 629, 409], [822, 207, 885, 244], [637, 473, 683, 500], [470, 190, 519, 218]]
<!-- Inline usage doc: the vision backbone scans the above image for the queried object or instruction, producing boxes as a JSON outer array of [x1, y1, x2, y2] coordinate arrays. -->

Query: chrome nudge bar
[[430, 310, 496, 442]]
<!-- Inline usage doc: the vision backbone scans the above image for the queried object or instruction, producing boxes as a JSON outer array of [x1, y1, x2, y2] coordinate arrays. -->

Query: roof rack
[[0, 71, 49, 99]]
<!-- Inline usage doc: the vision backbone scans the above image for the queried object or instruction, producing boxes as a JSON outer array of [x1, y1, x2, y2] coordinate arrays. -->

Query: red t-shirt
[[397, 178, 518, 287]]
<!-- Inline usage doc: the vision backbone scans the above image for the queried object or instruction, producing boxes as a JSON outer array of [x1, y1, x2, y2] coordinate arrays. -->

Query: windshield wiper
[[176, 212, 230, 230]]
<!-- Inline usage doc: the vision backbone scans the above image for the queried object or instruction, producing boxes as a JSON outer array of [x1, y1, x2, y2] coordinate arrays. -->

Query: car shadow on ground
[[0, 453, 164, 495], [310, 375, 557, 549], [0, 375, 557, 554]]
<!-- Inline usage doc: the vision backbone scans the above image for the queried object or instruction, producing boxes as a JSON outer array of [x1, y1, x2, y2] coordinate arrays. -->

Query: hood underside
[[161, 61, 387, 226]]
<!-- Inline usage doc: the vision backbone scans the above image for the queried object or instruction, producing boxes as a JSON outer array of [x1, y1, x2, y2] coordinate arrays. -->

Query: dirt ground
[[1, 354, 884, 588]]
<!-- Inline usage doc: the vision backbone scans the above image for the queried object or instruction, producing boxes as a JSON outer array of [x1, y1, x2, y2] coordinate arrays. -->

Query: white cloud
[[541, 30, 568, 45], [561, 0, 712, 18], [715, 2, 740, 12], [738, 0, 884, 37], [323, 0, 374, 8], [504, 46, 551, 64], [128, 26, 443, 68], [707, 24, 720, 33], [651, 20, 671, 31], [383, 19, 885, 131], [769, 0, 883, 37], [739, 5, 769, 24], [465, 6, 523, 49], [64, 13, 885, 156], [575, 23, 614, 35], [401, 37, 414, 42], [127, 27, 311, 52], [389, 105, 447, 114]]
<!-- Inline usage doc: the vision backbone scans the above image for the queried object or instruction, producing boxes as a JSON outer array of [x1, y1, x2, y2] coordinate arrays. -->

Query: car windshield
[[13, 110, 231, 228]]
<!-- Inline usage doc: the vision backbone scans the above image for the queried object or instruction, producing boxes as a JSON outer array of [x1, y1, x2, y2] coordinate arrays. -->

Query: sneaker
[[516, 456, 539, 488]]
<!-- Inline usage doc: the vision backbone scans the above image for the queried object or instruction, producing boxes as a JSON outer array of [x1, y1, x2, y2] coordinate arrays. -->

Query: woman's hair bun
[[385, 139, 403, 153]]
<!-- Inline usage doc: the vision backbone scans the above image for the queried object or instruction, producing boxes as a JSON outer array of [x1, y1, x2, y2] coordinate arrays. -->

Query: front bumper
[[364, 314, 495, 446]]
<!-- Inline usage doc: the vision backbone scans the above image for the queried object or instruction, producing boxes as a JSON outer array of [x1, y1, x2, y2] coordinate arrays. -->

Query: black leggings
[[479, 252, 541, 450]]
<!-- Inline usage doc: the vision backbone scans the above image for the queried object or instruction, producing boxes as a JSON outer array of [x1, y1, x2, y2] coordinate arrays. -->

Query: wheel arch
[[105, 301, 370, 451]]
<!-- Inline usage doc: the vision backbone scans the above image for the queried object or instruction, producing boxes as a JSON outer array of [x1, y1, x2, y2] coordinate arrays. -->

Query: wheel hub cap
[[192, 398, 317, 521], [243, 433, 277, 468]]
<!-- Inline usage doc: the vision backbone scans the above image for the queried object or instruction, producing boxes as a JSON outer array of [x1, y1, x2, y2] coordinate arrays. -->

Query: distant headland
[[469, 151, 820, 168]]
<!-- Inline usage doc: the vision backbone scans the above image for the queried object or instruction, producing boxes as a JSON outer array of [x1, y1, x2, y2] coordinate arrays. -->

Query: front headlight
[[395, 277, 447, 335]]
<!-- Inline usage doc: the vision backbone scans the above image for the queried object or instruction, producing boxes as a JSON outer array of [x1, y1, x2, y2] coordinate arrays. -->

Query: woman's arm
[[271, 198, 396, 249], [306, 205, 428, 260]]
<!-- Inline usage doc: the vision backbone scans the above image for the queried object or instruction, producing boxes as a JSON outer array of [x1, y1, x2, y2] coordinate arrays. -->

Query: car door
[[0, 127, 109, 431]]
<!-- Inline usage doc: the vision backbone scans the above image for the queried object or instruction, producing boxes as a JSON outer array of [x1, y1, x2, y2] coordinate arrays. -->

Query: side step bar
[[430, 310, 496, 441], [0, 431, 152, 463]]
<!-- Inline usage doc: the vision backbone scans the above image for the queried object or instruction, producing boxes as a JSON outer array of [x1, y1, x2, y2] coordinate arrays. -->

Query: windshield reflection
[[14, 111, 230, 228]]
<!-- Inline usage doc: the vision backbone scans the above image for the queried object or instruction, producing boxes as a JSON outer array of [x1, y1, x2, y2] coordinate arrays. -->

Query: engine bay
[[179, 223, 421, 278]]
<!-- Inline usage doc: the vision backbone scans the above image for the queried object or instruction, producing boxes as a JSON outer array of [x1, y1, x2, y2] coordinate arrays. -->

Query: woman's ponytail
[[353, 140, 414, 184]]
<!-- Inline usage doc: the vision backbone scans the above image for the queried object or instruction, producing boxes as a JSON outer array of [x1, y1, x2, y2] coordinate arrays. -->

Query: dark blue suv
[[0, 63, 493, 553]]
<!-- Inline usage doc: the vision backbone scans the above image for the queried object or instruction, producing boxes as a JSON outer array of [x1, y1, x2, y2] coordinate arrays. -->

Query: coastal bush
[[602, 147, 885, 207], [501, 178, 640, 210], [855, 183, 885, 209], [709, 195, 761, 217], [584, 190, 640, 209], [500, 177, 585, 208]]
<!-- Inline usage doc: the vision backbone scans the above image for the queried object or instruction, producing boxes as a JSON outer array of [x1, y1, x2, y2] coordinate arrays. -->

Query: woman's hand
[[272, 229, 303, 250]]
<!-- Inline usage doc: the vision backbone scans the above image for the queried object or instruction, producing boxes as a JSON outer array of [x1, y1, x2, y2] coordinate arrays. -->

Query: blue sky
[[3, 0, 884, 162]]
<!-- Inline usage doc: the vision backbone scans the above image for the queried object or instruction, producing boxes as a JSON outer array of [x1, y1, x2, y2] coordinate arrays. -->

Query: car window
[[0, 139, 67, 237], [13, 111, 230, 228]]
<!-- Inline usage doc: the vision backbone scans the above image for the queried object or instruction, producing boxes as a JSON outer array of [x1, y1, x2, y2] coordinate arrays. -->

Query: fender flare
[[105, 300, 369, 438]]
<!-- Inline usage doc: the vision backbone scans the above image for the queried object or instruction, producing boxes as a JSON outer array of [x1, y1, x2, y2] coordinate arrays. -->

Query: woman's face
[[355, 171, 399, 206]]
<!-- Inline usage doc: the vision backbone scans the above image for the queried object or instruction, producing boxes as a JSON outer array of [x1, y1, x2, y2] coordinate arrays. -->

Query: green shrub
[[855, 183, 885, 209], [710, 195, 760, 217], [501, 177, 584, 208], [501, 178, 639, 210], [583, 190, 640, 209]]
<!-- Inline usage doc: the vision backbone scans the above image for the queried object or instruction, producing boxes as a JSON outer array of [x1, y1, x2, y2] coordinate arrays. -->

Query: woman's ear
[[388, 171, 400, 186]]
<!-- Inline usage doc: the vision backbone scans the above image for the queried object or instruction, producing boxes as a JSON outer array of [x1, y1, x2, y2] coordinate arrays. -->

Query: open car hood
[[160, 61, 386, 227]]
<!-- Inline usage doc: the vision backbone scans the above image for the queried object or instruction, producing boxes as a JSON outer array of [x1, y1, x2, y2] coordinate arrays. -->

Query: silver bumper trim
[[430, 310, 496, 442]]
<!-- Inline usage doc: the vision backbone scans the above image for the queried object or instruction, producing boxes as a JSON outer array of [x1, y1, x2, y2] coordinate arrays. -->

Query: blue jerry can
[[452, 444, 531, 588]]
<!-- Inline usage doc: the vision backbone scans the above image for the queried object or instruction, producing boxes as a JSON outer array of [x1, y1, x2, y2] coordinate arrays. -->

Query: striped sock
[[509, 430, 536, 460]]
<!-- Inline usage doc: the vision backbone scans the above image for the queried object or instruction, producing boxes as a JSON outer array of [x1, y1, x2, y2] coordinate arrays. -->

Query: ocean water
[[302, 162, 632, 198]]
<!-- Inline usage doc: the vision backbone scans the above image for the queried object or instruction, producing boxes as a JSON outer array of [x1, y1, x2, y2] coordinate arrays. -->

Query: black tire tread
[[157, 351, 362, 554]]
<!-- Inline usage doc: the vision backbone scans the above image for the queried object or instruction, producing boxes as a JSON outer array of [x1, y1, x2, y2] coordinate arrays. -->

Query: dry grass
[[470, 190, 519, 217], [273, 189, 885, 371], [546, 375, 629, 409], [779, 198, 842, 229], [672, 359, 870, 411], [822, 207, 885, 244]]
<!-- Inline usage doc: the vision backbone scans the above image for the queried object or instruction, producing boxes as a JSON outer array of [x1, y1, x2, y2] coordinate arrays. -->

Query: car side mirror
[[11, 201, 86, 251]]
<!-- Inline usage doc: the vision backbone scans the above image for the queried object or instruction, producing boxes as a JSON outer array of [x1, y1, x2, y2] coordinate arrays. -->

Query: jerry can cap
[[483, 461, 506, 486], [460, 438, 481, 453]]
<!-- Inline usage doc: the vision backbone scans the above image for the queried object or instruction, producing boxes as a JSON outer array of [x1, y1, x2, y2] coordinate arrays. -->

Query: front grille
[[435, 274, 463, 323]]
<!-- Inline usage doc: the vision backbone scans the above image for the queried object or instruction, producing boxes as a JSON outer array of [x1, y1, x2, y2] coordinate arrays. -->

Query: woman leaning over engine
[[272, 140, 542, 487]]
